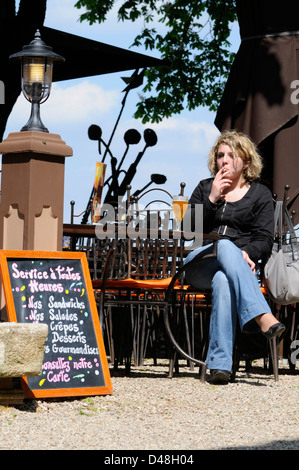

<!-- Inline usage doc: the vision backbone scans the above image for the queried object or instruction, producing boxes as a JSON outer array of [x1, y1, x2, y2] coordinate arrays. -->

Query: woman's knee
[[217, 239, 243, 267], [218, 239, 239, 253], [184, 243, 213, 265], [212, 269, 229, 290]]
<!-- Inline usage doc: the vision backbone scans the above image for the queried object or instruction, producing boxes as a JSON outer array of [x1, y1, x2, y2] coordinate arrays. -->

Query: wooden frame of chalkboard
[[0, 250, 113, 398]]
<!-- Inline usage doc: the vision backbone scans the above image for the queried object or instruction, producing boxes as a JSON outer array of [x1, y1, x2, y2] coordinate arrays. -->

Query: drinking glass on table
[[172, 195, 188, 231]]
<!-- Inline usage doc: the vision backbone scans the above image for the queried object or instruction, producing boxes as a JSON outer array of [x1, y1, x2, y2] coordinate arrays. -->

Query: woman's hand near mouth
[[209, 167, 232, 203]]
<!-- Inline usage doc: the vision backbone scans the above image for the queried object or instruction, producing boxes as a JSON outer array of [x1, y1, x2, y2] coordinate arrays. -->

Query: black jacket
[[189, 178, 274, 263]]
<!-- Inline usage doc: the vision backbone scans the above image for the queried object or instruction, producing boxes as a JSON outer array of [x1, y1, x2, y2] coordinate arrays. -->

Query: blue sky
[[5, 1, 240, 223]]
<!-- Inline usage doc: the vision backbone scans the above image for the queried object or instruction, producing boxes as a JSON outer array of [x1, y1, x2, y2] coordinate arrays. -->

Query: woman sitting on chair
[[185, 130, 285, 384]]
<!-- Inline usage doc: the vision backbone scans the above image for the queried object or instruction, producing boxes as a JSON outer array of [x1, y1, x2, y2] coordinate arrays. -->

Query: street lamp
[[9, 30, 64, 133]]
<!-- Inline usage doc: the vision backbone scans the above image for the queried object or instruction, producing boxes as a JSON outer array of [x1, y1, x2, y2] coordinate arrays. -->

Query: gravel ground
[[0, 359, 298, 451]]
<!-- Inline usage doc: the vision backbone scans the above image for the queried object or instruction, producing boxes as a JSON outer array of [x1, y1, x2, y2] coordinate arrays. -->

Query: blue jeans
[[184, 239, 271, 372]]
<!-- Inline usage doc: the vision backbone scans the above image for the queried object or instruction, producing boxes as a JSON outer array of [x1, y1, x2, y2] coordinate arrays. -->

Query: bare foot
[[255, 313, 279, 333]]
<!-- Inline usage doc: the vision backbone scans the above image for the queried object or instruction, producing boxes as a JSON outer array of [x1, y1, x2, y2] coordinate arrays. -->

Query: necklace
[[225, 183, 250, 202]]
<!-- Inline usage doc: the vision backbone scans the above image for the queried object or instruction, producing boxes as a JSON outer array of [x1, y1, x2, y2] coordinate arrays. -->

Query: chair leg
[[139, 306, 148, 366], [167, 304, 186, 377], [132, 306, 140, 367], [269, 336, 279, 381], [167, 296, 191, 376], [167, 350, 177, 378], [112, 306, 133, 374], [199, 363, 207, 383], [140, 308, 159, 366], [182, 304, 194, 371], [104, 306, 115, 364], [231, 342, 240, 383]]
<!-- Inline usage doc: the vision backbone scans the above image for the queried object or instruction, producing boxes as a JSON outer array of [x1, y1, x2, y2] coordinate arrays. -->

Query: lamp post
[[9, 30, 64, 133], [0, 30, 72, 259], [0, 31, 72, 325]]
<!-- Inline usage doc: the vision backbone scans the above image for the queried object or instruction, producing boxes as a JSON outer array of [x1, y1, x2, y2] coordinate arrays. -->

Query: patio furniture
[[163, 240, 283, 382], [91, 184, 183, 373]]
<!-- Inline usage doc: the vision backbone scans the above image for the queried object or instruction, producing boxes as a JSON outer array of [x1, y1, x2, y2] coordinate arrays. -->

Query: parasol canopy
[[40, 26, 165, 82], [215, 0, 299, 222]]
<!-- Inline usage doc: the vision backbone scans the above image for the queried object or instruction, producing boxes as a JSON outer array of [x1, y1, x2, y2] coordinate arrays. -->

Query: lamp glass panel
[[22, 58, 53, 102]]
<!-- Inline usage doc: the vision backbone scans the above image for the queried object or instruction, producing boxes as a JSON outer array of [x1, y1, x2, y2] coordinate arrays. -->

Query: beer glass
[[172, 195, 188, 231]]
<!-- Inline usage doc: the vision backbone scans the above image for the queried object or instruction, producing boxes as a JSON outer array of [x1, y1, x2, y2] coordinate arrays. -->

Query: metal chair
[[93, 184, 185, 373], [95, 231, 180, 373], [163, 238, 218, 382], [163, 238, 282, 382]]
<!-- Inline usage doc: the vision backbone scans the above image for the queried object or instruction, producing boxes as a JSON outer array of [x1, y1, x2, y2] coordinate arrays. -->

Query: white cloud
[[5, 80, 119, 133], [144, 116, 219, 154], [43, 81, 119, 122]]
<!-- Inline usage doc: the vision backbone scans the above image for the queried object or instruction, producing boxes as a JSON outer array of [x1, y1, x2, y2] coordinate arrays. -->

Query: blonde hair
[[208, 130, 263, 181]]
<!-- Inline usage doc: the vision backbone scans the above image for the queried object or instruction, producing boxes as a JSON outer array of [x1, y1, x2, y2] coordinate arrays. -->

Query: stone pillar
[[0, 131, 72, 251], [0, 131, 72, 323]]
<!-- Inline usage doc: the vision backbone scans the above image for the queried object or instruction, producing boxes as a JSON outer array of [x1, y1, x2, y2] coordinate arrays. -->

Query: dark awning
[[214, 0, 299, 221], [40, 26, 165, 82]]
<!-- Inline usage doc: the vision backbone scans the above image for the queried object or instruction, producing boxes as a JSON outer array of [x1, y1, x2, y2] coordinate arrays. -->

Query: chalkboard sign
[[0, 250, 113, 398]]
